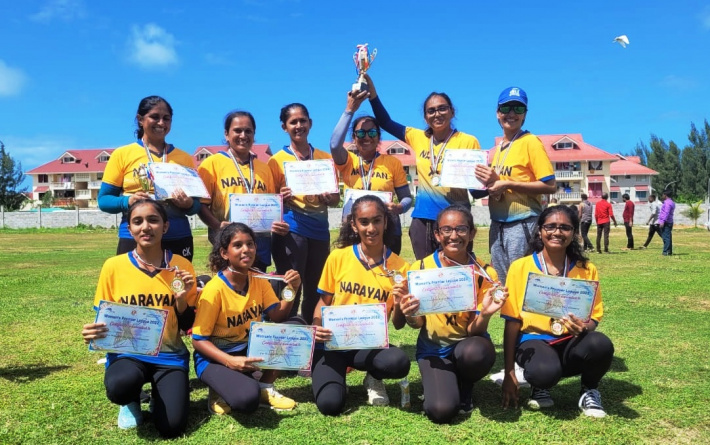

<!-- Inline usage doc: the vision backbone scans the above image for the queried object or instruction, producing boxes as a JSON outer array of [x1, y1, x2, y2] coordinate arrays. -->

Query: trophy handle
[[369, 48, 377, 64], [353, 52, 360, 72]]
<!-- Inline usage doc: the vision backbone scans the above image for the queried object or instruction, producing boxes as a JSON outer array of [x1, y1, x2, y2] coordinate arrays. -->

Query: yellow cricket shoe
[[260, 386, 297, 411], [207, 387, 231, 415]]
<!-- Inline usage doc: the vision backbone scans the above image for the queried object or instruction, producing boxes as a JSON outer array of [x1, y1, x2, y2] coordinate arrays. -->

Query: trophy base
[[352, 79, 368, 93]]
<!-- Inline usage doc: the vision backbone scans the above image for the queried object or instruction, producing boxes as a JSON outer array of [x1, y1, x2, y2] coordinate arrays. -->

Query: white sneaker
[[578, 388, 606, 418], [363, 372, 389, 406], [489, 363, 530, 388]]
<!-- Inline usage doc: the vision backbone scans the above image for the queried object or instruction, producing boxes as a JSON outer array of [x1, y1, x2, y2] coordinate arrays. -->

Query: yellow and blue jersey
[[501, 254, 604, 345], [488, 132, 555, 223], [405, 128, 480, 220], [267, 145, 333, 241], [93, 252, 198, 369], [317, 245, 410, 318], [101, 141, 197, 240], [191, 271, 280, 377], [413, 251, 497, 359], [336, 152, 408, 192]]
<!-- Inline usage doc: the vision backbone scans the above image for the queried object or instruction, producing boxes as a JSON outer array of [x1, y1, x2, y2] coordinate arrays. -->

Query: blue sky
[[1, 0, 709, 188]]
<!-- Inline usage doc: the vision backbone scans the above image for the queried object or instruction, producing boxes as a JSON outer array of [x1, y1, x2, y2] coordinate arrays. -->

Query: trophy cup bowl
[[352, 43, 377, 93]]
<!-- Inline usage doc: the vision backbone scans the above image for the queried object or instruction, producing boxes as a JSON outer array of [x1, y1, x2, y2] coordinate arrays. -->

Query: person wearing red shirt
[[622, 194, 635, 250], [594, 193, 617, 253]]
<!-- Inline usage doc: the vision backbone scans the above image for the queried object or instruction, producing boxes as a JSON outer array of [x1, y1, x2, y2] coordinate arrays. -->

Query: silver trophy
[[352, 43, 377, 92]]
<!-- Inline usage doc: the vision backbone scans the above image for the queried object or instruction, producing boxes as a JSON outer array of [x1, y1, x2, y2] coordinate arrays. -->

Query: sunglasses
[[425, 105, 451, 116], [541, 224, 574, 234], [355, 129, 378, 139], [437, 225, 470, 236], [498, 105, 527, 115]]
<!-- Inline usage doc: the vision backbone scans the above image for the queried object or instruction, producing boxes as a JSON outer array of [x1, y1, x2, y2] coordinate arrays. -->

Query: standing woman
[[366, 74, 482, 260], [81, 199, 197, 437], [198, 111, 289, 271], [98, 96, 201, 262], [268, 103, 340, 323], [474, 87, 556, 284], [330, 90, 412, 254], [398, 205, 505, 423], [191, 223, 302, 414], [311, 196, 410, 415], [500, 205, 614, 418]]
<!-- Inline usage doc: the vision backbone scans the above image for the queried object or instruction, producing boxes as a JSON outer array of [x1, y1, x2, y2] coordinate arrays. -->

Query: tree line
[[634, 120, 710, 203]]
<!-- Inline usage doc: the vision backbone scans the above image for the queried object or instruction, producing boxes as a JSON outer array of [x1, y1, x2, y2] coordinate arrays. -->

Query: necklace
[[132, 249, 184, 292], [357, 243, 403, 283]]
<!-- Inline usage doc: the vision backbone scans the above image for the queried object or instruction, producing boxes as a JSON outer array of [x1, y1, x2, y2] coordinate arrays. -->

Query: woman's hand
[[501, 372, 520, 409], [386, 201, 403, 215], [363, 74, 378, 99], [170, 188, 194, 209], [480, 285, 508, 317], [128, 192, 152, 206], [561, 313, 587, 336], [271, 221, 290, 236], [474, 164, 499, 187], [280, 186, 293, 203], [318, 192, 339, 207], [82, 322, 108, 344], [392, 281, 409, 306], [225, 355, 263, 372], [399, 294, 420, 317], [282, 269, 302, 292], [346, 90, 369, 113], [314, 326, 333, 343], [173, 269, 194, 313]]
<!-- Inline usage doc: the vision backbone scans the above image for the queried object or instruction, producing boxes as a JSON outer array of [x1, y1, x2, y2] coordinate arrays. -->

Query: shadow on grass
[[0, 363, 70, 382], [609, 356, 629, 373]]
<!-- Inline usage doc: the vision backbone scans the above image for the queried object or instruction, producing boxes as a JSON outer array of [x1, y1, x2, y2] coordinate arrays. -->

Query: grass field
[[1, 226, 709, 444]]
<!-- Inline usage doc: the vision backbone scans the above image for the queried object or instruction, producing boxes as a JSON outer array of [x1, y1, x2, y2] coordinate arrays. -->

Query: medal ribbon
[[228, 149, 254, 194], [429, 130, 455, 177], [357, 244, 394, 278], [537, 252, 569, 277], [286, 143, 314, 161], [492, 130, 525, 175], [141, 140, 168, 164], [132, 249, 177, 272], [358, 153, 380, 191]]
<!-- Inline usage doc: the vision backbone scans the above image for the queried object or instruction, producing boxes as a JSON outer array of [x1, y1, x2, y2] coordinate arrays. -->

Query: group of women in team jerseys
[[81, 84, 614, 437]]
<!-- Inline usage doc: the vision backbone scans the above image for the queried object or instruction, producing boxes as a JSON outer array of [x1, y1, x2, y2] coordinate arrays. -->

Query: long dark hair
[[528, 205, 588, 268], [335, 195, 397, 249], [135, 96, 173, 139], [208, 223, 256, 273]]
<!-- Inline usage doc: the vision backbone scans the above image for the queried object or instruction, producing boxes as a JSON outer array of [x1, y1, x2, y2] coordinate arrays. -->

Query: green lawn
[[1, 226, 709, 444]]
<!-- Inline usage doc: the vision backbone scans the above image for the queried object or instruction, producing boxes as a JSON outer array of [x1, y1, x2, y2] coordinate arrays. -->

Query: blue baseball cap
[[498, 87, 528, 106]]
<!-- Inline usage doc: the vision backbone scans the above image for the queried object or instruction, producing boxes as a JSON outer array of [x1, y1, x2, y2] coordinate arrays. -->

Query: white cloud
[[1, 136, 76, 173], [701, 7, 710, 30], [0, 60, 27, 97], [30, 0, 86, 23], [127, 24, 178, 69]]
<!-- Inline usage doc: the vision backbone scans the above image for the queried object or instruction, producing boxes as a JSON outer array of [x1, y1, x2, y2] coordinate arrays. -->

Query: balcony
[[553, 192, 582, 202], [89, 181, 102, 189], [554, 170, 583, 180], [76, 189, 92, 199], [75, 173, 91, 182], [51, 182, 75, 190]]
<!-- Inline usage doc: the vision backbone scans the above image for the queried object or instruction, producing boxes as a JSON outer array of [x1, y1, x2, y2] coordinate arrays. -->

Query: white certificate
[[284, 159, 339, 195], [408, 266, 477, 315], [439, 149, 488, 190], [229, 193, 283, 233], [522, 273, 599, 321], [149, 163, 211, 200], [322, 303, 389, 351], [342, 189, 392, 220], [246, 322, 317, 371], [89, 300, 169, 356]]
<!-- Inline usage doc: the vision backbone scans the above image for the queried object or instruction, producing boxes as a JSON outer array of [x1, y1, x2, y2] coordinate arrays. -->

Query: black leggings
[[104, 358, 189, 438], [409, 218, 439, 261], [117, 236, 195, 263], [418, 336, 496, 424], [200, 361, 261, 413], [516, 331, 614, 390], [271, 232, 330, 324], [311, 347, 411, 416]]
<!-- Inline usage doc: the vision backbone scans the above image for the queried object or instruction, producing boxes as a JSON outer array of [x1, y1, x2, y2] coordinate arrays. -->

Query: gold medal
[[281, 287, 296, 302], [171, 277, 185, 293], [492, 285, 505, 304], [550, 319, 564, 336], [393, 273, 404, 284], [431, 175, 441, 186]]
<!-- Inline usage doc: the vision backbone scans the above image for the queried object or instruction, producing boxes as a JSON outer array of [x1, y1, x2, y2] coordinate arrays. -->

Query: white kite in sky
[[613, 35, 630, 48]]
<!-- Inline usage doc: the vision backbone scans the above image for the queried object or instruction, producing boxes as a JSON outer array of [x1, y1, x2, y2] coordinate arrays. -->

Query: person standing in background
[[622, 194, 635, 250], [578, 194, 594, 251], [594, 193, 616, 254], [640, 194, 662, 249], [658, 190, 676, 256]]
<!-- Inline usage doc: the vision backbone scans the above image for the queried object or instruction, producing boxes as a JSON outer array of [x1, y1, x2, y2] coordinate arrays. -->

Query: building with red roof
[[609, 154, 658, 202]]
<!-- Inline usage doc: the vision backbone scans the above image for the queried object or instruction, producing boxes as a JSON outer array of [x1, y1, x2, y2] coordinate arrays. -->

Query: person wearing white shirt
[[640, 194, 661, 249]]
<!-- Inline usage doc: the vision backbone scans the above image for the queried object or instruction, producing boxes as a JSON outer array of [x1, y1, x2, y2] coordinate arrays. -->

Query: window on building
[[388, 146, 406, 155], [637, 176, 645, 182], [99, 154, 110, 162], [38, 174, 49, 183], [610, 192, 619, 199], [197, 153, 209, 161], [62, 156, 75, 164], [636, 191, 647, 199], [555, 142, 574, 149], [588, 161, 602, 171], [611, 176, 618, 182], [97, 173, 103, 180], [625, 175, 631, 179]]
